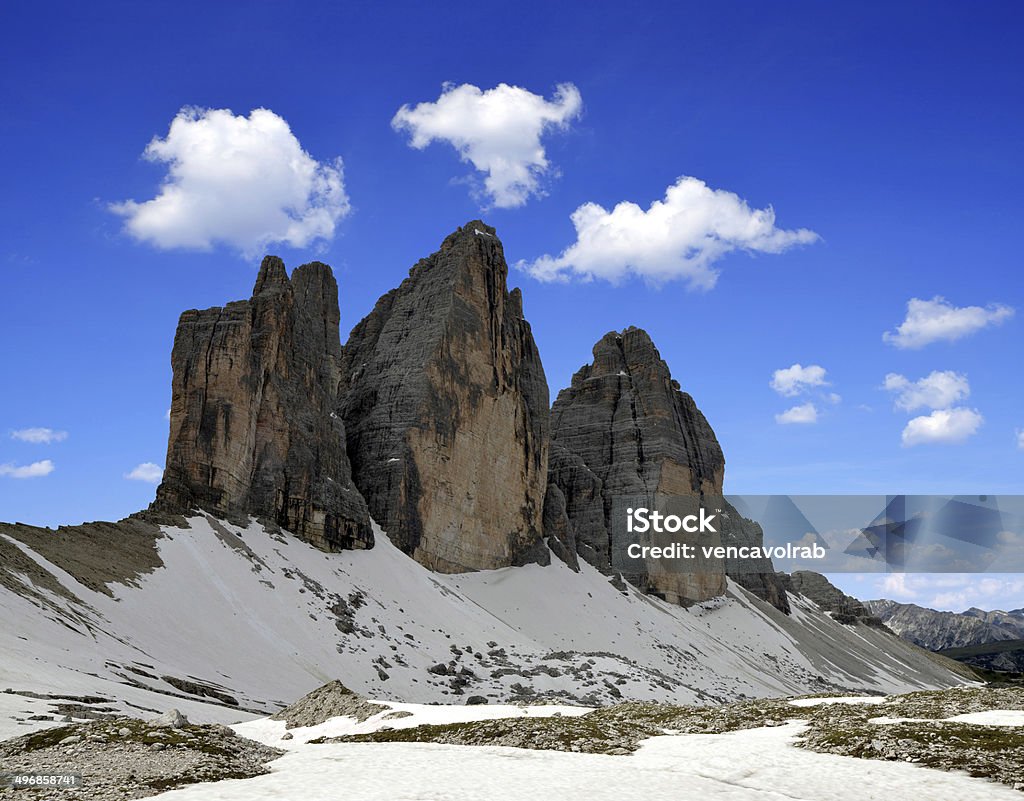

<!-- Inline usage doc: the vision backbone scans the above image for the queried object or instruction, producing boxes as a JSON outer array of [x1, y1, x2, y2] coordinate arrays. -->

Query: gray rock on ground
[[147, 709, 188, 729], [270, 680, 384, 729], [0, 716, 282, 801]]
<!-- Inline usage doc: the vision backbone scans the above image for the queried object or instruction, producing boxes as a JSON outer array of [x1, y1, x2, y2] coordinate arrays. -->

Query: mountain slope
[[865, 599, 1022, 650], [0, 515, 969, 733], [938, 639, 1024, 673]]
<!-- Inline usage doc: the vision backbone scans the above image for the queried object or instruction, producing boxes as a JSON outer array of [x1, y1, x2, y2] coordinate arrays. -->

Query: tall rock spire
[[546, 327, 789, 611], [338, 221, 551, 572], [154, 256, 373, 551]]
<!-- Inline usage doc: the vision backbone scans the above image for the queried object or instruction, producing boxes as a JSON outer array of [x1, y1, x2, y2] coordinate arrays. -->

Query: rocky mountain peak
[[154, 258, 372, 552], [865, 599, 1024, 650], [546, 326, 788, 611], [338, 221, 550, 573], [253, 254, 290, 294], [550, 326, 725, 505]]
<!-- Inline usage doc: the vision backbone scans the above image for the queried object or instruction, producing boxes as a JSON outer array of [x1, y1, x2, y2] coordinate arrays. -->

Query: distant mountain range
[[865, 600, 1024, 651]]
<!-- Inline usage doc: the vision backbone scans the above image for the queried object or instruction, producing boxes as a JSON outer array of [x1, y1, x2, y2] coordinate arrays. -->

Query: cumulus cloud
[[875, 574, 1024, 611], [878, 573, 918, 599], [125, 462, 163, 483], [0, 460, 55, 479], [901, 407, 983, 447], [392, 82, 582, 208], [521, 177, 818, 289], [883, 370, 970, 412], [110, 107, 349, 255], [10, 427, 68, 444], [775, 403, 818, 425], [883, 296, 1014, 349], [770, 364, 829, 397]]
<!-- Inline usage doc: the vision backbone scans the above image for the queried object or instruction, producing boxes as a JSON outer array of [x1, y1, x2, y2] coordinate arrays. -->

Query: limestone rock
[[862, 599, 1014, 648], [782, 571, 872, 624], [271, 680, 382, 728], [154, 257, 372, 552], [719, 513, 791, 613], [544, 442, 604, 569], [548, 327, 788, 610], [148, 709, 188, 728], [339, 221, 550, 572]]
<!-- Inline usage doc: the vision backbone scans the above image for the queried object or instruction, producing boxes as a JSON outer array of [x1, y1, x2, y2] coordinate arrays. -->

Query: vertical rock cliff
[[547, 327, 789, 611], [338, 221, 550, 572], [154, 257, 372, 551]]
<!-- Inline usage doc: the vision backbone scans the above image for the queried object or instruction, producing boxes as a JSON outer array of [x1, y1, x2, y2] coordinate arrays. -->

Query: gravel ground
[[0, 714, 282, 801], [336, 687, 1024, 791]]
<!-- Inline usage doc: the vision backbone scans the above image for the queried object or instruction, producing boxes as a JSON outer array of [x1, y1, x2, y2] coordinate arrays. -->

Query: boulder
[[148, 709, 188, 728]]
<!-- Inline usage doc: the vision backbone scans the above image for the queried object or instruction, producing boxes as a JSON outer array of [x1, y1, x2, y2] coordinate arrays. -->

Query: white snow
[[947, 710, 1024, 726], [0, 516, 967, 731], [149, 722, 1020, 801], [789, 696, 887, 708], [0, 692, 88, 740], [870, 710, 1024, 727], [236, 700, 592, 748]]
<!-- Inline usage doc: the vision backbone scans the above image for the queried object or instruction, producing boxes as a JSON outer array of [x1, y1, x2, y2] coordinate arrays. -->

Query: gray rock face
[[865, 600, 1022, 650], [339, 221, 550, 572], [782, 571, 877, 625], [545, 328, 789, 610], [545, 442, 605, 570], [940, 642, 1024, 673], [154, 257, 372, 552], [716, 513, 790, 612], [551, 328, 725, 502], [962, 607, 1024, 638]]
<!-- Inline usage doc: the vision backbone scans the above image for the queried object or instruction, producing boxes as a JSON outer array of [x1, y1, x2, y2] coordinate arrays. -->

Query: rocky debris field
[[332, 687, 1024, 791], [0, 710, 282, 801]]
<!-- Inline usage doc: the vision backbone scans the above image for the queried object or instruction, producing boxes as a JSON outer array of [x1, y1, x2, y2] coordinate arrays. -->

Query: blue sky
[[1, 1, 1021, 609]]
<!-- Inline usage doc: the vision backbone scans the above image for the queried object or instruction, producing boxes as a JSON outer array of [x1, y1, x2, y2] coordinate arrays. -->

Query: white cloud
[[521, 177, 818, 289], [827, 392, 842, 404], [883, 296, 1014, 349], [125, 462, 163, 483], [770, 363, 829, 397], [883, 370, 970, 412], [111, 107, 349, 255], [901, 407, 983, 447], [0, 460, 55, 479], [878, 573, 917, 599], [392, 82, 582, 209], [874, 573, 1024, 610], [1018, 429, 1024, 450], [10, 427, 68, 444], [775, 402, 818, 425]]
